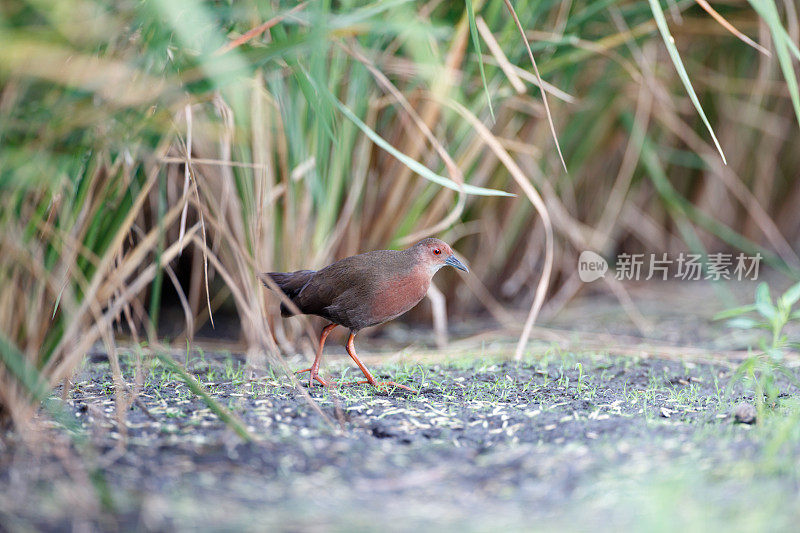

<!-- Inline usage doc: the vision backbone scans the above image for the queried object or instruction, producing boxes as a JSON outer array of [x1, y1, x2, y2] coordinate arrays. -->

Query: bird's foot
[[297, 368, 413, 392], [295, 368, 334, 388], [350, 379, 415, 393]]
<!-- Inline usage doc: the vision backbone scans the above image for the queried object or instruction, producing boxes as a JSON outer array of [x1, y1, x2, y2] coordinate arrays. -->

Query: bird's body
[[271, 248, 432, 330], [262, 238, 468, 391]]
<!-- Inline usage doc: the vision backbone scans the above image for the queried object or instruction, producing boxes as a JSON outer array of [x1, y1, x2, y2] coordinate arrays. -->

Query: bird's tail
[[259, 270, 315, 316]]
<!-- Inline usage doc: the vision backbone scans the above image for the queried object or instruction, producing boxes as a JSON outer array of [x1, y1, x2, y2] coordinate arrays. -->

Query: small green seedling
[[716, 281, 800, 416], [575, 363, 585, 394]]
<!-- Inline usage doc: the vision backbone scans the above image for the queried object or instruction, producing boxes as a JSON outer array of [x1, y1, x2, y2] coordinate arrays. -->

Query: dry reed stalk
[[694, 0, 771, 55], [368, 6, 471, 248], [503, 0, 567, 172], [438, 97, 554, 359]]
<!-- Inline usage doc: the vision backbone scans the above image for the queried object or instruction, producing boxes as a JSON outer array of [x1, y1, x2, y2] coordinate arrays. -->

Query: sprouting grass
[[9, 345, 800, 530], [716, 281, 800, 417]]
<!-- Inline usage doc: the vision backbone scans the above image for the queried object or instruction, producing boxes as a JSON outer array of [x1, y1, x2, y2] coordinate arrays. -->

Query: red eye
[[433, 249, 441, 255]]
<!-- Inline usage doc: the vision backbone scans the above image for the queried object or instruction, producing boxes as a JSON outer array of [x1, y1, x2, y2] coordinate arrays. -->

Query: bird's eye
[[433, 249, 441, 255]]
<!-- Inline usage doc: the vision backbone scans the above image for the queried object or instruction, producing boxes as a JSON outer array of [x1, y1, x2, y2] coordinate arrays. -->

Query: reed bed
[[1, 0, 798, 426]]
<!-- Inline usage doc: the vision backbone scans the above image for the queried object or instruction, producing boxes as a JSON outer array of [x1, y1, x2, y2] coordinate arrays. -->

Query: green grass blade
[[0, 333, 50, 402], [331, 96, 514, 197], [713, 304, 757, 320], [154, 353, 253, 442], [748, 0, 800, 128], [755, 282, 777, 321], [780, 281, 800, 309], [294, 64, 336, 143], [648, 0, 727, 164], [747, 1, 800, 61], [466, 0, 495, 121]]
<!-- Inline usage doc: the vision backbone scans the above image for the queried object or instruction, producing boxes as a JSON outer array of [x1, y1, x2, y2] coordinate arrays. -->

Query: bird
[[262, 238, 468, 391]]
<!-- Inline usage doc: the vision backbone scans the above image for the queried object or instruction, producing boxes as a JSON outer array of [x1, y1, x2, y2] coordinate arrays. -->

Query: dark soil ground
[[3, 281, 800, 531], [3, 347, 800, 532]]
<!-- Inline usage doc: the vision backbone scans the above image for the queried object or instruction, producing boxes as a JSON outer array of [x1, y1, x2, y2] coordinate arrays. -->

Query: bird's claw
[[347, 379, 415, 393], [295, 368, 334, 388], [296, 369, 413, 392]]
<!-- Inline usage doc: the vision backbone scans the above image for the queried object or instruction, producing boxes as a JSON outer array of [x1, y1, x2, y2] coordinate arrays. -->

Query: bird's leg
[[296, 323, 337, 387], [344, 331, 414, 392]]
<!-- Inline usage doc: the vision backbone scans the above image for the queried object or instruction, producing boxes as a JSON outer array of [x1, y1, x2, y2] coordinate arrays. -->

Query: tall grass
[[1, 0, 799, 425]]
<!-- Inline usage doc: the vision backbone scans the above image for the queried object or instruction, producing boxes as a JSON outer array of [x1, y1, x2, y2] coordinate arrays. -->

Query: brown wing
[[293, 250, 408, 330]]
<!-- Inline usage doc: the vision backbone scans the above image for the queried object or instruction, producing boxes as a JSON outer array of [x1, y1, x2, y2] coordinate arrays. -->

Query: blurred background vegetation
[[1, 0, 798, 424]]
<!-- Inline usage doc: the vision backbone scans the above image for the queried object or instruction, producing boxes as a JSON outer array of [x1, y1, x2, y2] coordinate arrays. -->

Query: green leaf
[[465, 0, 495, 121], [765, 346, 784, 360], [647, 0, 727, 163], [779, 281, 800, 309], [725, 317, 761, 330], [713, 304, 756, 320], [754, 282, 776, 321]]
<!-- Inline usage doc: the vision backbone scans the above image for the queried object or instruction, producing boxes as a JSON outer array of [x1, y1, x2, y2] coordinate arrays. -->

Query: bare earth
[[2, 281, 800, 531]]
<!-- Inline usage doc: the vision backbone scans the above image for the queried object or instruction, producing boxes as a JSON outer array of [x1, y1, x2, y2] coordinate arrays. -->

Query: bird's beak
[[444, 254, 469, 273]]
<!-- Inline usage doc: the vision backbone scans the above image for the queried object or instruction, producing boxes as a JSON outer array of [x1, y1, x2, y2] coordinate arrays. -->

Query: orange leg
[[296, 323, 337, 387], [344, 331, 414, 392]]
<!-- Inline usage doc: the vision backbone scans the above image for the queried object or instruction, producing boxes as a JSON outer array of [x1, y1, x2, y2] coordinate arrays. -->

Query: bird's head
[[411, 238, 469, 276]]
